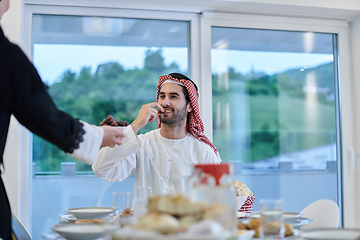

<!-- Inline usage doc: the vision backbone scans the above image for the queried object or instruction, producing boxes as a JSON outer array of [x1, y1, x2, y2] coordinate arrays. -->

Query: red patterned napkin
[[239, 195, 255, 214]]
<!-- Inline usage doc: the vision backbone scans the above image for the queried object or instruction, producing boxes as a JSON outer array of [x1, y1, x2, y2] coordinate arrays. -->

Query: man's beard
[[159, 104, 188, 126]]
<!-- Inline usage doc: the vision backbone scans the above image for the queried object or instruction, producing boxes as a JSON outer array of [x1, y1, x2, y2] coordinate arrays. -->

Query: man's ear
[[187, 102, 193, 112]]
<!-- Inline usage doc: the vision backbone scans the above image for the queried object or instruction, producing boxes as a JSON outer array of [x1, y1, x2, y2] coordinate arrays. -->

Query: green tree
[[144, 49, 166, 72], [34, 49, 183, 173], [102, 62, 125, 80]]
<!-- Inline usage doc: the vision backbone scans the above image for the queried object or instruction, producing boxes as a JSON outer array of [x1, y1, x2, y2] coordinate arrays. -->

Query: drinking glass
[[112, 192, 130, 217], [133, 186, 152, 217], [136, 186, 152, 204], [259, 199, 285, 239]]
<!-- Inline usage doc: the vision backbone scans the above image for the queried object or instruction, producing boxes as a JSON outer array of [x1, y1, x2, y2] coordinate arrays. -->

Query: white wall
[[1, 0, 23, 219]]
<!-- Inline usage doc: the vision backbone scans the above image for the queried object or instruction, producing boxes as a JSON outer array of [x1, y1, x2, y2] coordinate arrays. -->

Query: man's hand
[[100, 125, 126, 148], [100, 115, 129, 127], [131, 102, 164, 134]]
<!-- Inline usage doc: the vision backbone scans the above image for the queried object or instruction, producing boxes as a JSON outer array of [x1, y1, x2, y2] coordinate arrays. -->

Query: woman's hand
[[100, 125, 126, 148]]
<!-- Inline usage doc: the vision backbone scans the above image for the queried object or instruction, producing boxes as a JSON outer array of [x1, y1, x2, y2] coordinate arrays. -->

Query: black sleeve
[[6, 41, 85, 153]]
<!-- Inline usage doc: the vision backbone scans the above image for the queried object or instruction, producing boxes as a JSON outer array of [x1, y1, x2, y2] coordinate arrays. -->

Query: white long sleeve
[[92, 126, 221, 197], [92, 125, 139, 181], [68, 121, 104, 165]]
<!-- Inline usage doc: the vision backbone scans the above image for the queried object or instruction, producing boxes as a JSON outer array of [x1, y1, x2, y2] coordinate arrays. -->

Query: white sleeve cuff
[[68, 121, 104, 165]]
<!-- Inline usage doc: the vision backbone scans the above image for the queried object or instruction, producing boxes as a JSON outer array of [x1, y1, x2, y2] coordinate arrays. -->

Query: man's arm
[[131, 102, 164, 134]]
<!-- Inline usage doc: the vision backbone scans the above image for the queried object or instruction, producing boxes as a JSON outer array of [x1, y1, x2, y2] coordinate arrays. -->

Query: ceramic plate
[[56, 212, 114, 223], [65, 207, 113, 219], [52, 223, 118, 240]]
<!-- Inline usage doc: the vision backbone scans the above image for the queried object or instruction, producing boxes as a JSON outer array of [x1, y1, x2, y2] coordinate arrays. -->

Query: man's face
[[157, 83, 192, 126]]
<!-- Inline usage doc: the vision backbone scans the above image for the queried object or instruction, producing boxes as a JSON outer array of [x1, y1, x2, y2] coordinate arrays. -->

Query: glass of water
[[259, 199, 285, 239], [133, 186, 152, 217], [112, 192, 131, 217]]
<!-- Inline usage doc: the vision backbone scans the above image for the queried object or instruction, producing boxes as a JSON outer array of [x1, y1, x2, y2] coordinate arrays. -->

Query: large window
[[211, 27, 340, 214], [19, 6, 354, 238], [30, 13, 191, 239]]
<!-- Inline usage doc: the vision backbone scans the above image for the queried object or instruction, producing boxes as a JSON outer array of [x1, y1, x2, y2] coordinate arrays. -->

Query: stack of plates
[[65, 207, 113, 219], [53, 207, 117, 240]]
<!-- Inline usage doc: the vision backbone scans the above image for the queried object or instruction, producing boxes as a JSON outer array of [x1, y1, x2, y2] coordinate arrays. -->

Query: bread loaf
[[147, 194, 207, 217], [134, 212, 180, 234], [233, 181, 253, 196]]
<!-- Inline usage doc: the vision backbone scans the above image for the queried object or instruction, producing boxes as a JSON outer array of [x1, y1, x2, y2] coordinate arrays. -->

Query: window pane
[[31, 14, 189, 239], [211, 28, 338, 214]]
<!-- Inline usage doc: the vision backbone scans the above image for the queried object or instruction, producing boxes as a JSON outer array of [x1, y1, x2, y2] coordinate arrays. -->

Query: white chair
[[300, 199, 339, 230]]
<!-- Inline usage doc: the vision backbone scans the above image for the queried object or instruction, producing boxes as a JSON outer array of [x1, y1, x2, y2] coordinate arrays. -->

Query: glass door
[[200, 13, 353, 227], [211, 27, 338, 212], [30, 11, 192, 239]]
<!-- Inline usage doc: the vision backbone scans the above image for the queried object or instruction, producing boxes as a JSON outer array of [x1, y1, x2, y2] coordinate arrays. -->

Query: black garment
[[0, 26, 85, 240]]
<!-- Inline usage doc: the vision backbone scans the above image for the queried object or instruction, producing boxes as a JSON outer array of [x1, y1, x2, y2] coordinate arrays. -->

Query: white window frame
[[199, 12, 356, 228], [16, 3, 357, 233], [19, 4, 200, 232]]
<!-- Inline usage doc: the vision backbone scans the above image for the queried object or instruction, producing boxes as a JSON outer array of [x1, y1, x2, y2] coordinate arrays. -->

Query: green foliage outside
[[33, 49, 184, 173], [212, 63, 336, 163]]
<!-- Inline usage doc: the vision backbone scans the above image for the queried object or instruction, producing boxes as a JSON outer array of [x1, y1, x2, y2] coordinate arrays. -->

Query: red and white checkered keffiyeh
[[156, 75, 218, 155]]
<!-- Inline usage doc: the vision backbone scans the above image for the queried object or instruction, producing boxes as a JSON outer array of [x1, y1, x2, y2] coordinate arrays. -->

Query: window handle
[[347, 146, 355, 177]]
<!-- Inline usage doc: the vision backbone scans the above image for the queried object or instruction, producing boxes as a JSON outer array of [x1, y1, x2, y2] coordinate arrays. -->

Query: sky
[[33, 44, 333, 85]]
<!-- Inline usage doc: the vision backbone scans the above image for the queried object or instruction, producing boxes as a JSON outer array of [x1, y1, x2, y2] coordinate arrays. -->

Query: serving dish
[[65, 207, 113, 219]]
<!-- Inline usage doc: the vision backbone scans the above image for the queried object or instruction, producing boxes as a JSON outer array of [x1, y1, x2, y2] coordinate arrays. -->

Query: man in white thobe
[[92, 73, 221, 200]]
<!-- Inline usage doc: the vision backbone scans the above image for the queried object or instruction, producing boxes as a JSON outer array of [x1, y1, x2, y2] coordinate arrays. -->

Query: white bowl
[[65, 207, 113, 219], [52, 223, 118, 240], [299, 228, 360, 240]]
